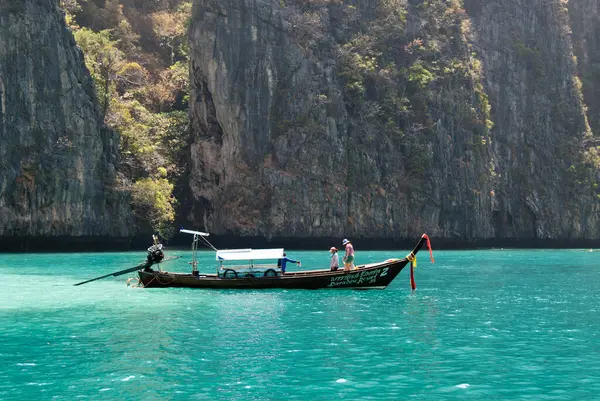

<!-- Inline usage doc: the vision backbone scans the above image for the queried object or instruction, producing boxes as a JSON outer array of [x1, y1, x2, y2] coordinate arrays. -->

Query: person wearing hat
[[277, 252, 301, 274], [342, 239, 355, 271], [329, 247, 339, 271]]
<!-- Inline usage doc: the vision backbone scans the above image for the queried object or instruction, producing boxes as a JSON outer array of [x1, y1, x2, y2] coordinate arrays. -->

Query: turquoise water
[[1, 248, 599, 400]]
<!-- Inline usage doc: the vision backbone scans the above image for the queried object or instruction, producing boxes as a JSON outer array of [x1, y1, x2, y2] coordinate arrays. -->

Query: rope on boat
[[406, 252, 417, 290], [407, 252, 417, 268], [155, 274, 174, 286], [140, 273, 174, 288], [126, 277, 142, 288], [198, 235, 218, 251], [141, 275, 157, 288]]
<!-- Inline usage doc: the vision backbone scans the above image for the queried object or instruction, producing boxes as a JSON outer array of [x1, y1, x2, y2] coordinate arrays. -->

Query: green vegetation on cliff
[[60, 0, 191, 238], [188, 0, 600, 241], [334, 0, 493, 173], [189, 0, 500, 239], [47, 0, 600, 242]]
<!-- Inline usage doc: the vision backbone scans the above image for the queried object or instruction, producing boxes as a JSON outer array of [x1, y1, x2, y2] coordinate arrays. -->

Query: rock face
[[0, 0, 133, 239], [188, 0, 600, 243], [465, 0, 600, 240], [568, 0, 600, 134]]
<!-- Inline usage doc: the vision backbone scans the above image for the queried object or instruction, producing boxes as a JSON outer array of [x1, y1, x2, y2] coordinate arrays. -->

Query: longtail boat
[[135, 229, 434, 290]]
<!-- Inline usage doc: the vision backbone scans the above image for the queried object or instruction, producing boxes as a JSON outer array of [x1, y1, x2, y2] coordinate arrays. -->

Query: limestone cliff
[[465, 0, 600, 240], [0, 0, 133, 240], [187, 0, 600, 243], [568, 0, 600, 134]]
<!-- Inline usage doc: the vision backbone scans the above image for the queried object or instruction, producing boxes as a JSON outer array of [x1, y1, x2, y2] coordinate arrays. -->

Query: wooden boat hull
[[138, 259, 405, 289], [137, 235, 431, 290]]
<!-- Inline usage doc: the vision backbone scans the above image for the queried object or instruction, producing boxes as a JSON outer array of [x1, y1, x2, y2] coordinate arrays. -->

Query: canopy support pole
[[191, 233, 199, 276]]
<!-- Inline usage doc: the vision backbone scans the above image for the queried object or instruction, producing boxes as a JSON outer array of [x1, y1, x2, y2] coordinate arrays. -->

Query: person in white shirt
[[329, 247, 339, 271]]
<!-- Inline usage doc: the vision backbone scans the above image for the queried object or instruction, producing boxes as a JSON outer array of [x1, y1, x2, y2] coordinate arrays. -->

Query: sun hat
[[330, 247, 337, 252], [342, 239, 349, 245]]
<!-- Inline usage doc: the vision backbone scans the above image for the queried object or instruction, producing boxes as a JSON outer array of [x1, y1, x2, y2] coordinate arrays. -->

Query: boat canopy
[[180, 228, 210, 236], [216, 248, 284, 261]]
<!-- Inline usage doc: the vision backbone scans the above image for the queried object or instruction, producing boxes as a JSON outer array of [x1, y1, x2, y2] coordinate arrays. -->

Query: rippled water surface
[[1, 248, 599, 400]]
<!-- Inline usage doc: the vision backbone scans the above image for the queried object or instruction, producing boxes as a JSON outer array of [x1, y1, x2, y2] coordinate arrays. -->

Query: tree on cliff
[[63, 0, 192, 239], [73, 28, 123, 118], [131, 173, 177, 239], [151, 2, 191, 65]]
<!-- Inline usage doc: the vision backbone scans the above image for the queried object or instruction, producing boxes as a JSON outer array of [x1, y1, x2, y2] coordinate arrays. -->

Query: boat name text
[[327, 268, 381, 287]]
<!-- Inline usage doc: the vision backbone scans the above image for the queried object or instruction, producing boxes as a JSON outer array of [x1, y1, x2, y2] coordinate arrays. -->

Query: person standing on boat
[[342, 239, 355, 271], [329, 247, 339, 271], [278, 252, 301, 274]]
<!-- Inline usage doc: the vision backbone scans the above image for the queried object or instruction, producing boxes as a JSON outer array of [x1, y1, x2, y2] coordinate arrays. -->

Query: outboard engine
[[144, 235, 164, 271], [149, 246, 164, 263]]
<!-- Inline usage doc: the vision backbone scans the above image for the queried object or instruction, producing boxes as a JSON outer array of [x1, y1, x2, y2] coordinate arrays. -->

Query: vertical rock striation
[[0, 0, 133, 240], [188, 0, 352, 238], [466, 0, 599, 240], [568, 0, 600, 134], [188, 0, 600, 244]]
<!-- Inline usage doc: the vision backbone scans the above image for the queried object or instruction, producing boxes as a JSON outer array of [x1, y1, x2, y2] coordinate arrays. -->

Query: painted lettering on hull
[[327, 268, 382, 288]]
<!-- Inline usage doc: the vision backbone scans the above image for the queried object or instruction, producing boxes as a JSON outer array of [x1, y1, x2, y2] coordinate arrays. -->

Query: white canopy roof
[[180, 228, 209, 236], [216, 248, 284, 261]]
